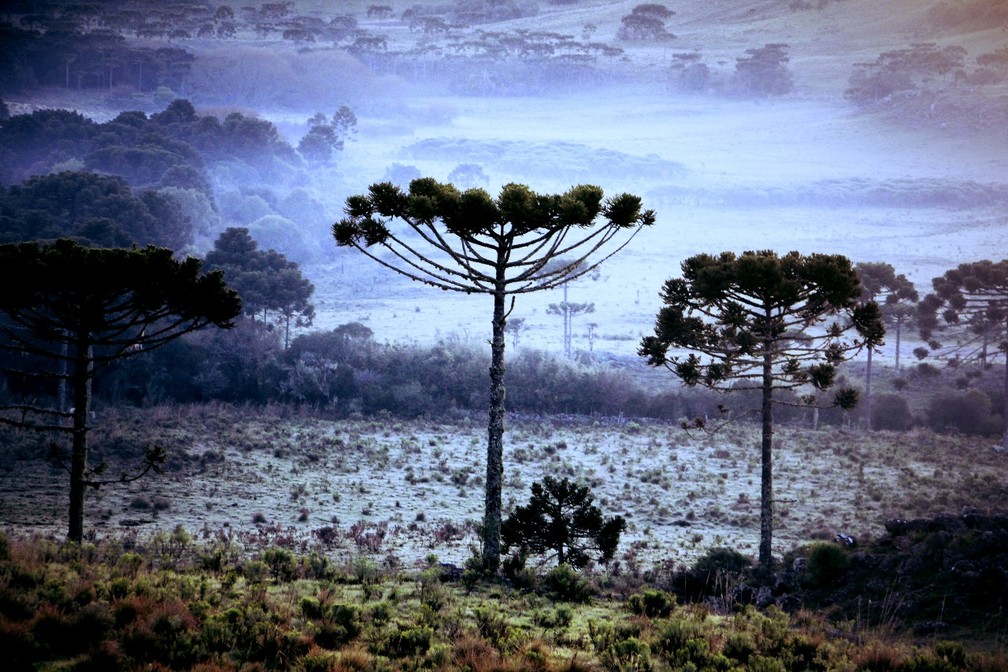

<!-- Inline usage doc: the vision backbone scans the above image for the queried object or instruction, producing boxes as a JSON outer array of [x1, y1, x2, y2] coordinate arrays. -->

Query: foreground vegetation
[[2, 526, 1007, 672]]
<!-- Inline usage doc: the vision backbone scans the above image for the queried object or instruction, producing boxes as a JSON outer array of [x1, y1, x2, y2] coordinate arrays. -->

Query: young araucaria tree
[[639, 250, 883, 573], [917, 258, 1008, 450], [855, 262, 918, 430], [333, 179, 654, 570], [0, 240, 241, 543]]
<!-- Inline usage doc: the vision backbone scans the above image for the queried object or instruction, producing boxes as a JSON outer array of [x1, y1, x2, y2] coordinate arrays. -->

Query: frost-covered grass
[[2, 404, 1005, 573]]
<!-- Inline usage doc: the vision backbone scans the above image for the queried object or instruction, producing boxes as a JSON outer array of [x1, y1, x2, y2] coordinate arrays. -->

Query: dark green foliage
[[204, 227, 315, 348], [313, 604, 361, 649], [336, 177, 652, 571], [600, 636, 653, 671], [927, 389, 1001, 436], [541, 563, 597, 603], [917, 259, 1008, 446], [0, 100, 297, 193], [502, 476, 625, 569], [0, 171, 193, 249], [804, 542, 850, 587], [0, 240, 239, 541], [261, 547, 295, 581], [682, 547, 754, 597], [377, 623, 433, 658], [628, 589, 676, 618], [872, 393, 915, 431], [641, 250, 883, 570]]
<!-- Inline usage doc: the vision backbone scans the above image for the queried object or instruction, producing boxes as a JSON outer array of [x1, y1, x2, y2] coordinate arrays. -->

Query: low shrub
[[927, 389, 1001, 436], [542, 564, 596, 603], [628, 588, 676, 618], [872, 393, 914, 431], [804, 542, 850, 588], [377, 623, 433, 659], [600, 636, 653, 672]]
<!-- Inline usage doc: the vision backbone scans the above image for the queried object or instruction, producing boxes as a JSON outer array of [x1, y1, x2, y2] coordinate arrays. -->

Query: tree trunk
[[759, 339, 774, 573], [865, 346, 873, 431], [482, 285, 507, 571], [68, 337, 92, 543], [563, 283, 570, 357], [1003, 320, 1008, 452], [894, 314, 903, 373]]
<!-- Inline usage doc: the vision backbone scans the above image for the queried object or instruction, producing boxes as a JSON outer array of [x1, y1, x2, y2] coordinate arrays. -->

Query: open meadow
[[3, 404, 1005, 572]]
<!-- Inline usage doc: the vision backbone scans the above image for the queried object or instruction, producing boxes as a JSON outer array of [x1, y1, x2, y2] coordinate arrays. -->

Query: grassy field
[[3, 404, 1005, 573]]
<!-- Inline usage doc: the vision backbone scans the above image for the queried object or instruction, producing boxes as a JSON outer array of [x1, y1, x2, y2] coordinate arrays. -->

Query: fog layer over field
[[310, 85, 1006, 357]]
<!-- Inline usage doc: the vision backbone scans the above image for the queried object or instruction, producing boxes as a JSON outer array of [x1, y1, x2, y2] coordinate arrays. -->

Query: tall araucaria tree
[[639, 250, 883, 572], [917, 259, 1008, 450], [333, 179, 654, 571], [0, 240, 241, 542], [855, 261, 918, 430]]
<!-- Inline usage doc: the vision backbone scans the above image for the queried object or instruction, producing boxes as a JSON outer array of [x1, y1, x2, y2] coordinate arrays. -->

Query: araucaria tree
[[639, 250, 883, 572], [0, 240, 240, 542], [917, 259, 1008, 449], [502, 476, 625, 569], [333, 179, 654, 570], [855, 262, 918, 430]]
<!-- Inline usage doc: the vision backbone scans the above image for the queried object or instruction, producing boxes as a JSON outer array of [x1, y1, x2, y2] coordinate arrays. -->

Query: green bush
[[805, 542, 850, 587], [261, 547, 296, 581], [628, 589, 676, 618], [378, 624, 433, 658], [872, 393, 914, 431], [927, 389, 1001, 436], [472, 604, 517, 653], [600, 636, 653, 672], [542, 564, 596, 603], [692, 547, 753, 577]]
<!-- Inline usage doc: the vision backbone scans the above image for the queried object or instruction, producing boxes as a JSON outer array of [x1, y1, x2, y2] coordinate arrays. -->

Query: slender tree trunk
[[894, 314, 903, 373], [759, 335, 774, 573], [1003, 319, 1008, 451], [563, 283, 570, 357], [483, 284, 507, 571], [58, 338, 68, 412], [68, 337, 92, 543], [865, 347, 873, 431]]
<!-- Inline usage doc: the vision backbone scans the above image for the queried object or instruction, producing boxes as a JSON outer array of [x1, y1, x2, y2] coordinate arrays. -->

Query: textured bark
[[1003, 319, 1008, 452], [894, 314, 904, 373], [865, 346, 873, 431], [759, 338, 774, 573], [482, 285, 507, 571], [67, 337, 91, 544]]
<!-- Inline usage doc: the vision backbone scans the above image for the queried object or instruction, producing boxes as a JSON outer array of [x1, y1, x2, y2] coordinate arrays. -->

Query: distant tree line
[[0, 20, 194, 94], [0, 99, 350, 261], [0, 99, 298, 189]]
